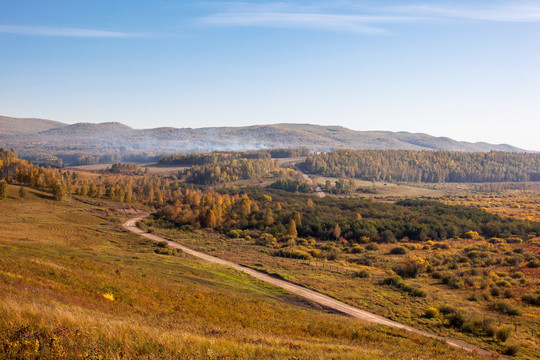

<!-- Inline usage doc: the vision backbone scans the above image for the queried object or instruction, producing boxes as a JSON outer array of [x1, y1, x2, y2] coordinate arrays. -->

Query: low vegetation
[[0, 185, 491, 359], [1, 148, 538, 358]]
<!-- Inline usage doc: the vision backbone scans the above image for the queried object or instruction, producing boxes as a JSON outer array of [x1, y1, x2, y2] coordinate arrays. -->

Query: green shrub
[[490, 300, 522, 316], [522, 292, 540, 306], [460, 321, 475, 333], [157, 241, 169, 248], [365, 243, 379, 251], [506, 237, 523, 244], [390, 246, 408, 255], [447, 312, 466, 328], [485, 323, 497, 337], [490, 286, 501, 297], [277, 248, 312, 260], [154, 247, 176, 255], [502, 344, 520, 356], [410, 287, 428, 298], [449, 277, 465, 289], [380, 275, 403, 286], [505, 256, 522, 266], [424, 307, 439, 318], [308, 248, 321, 258], [526, 260, 540, 268], [393, 259, 428, 279], [495, 325, 513, 342], [435, 243, 451, 250], [503, 289, 514, 299], [439, 305, 457, 315], [228, 229, 241, 238], [465, 231, 480, 239], [255, 233, 277, 247], [512, 271, 524, 279], [353, 269, 370, 278]]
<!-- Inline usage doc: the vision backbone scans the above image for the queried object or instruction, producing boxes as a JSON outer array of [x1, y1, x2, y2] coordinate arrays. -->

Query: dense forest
[[0, 150, 170, 205], [156, 188, 540, 244], [269, 174, 312, 193], [159, 151, 269, 166], [159, 148, 309, 166], [3, 148, 538, 245], [0, 150, 310, 205], [300, 150, 540, 183], [19, 149, 158, 167], [181, 158, 280, 185]]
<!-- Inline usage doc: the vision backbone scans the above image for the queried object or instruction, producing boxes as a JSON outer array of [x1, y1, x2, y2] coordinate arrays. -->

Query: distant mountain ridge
[[0, 116, 66, 135], [0, 116, 528, 161]]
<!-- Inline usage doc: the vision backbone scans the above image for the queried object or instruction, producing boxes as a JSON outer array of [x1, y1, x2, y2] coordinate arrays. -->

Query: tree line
[[156, 187, 539, 244], [181, 158, 280, 185], [2, 149, 537, 245], [159, 148, 310, 166], [299, 150, 540, 183]]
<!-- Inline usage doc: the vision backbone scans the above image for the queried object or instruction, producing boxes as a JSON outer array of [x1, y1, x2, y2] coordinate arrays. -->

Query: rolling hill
[[0, 115, 528, 165], [0, 116, 66, 135]]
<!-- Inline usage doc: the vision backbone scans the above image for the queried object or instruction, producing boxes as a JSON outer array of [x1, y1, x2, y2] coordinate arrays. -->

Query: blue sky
[[1, 1, 539, 150]]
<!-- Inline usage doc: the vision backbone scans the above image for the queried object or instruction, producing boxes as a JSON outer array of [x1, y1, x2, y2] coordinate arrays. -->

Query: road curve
[[123, 216, 502, 358], [292, 165, 326, 198]]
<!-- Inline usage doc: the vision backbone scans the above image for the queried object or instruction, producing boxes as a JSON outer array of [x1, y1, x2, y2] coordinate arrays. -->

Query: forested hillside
[[156, 189, 540, 243], [2, 148, 539, 358], [300, 150, 540, 183], [159, 148, 309, 166], [0, 116, 529, 167]]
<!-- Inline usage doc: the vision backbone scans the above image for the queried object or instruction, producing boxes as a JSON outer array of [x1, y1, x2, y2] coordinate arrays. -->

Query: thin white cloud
[[197, 1, 540, 34], [0, 25, 145, 38], [387, 3, 540, 22], [199, 12, 413, 34]]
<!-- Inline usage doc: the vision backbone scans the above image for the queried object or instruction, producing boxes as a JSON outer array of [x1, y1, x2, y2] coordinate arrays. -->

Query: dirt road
[[292, 165, 326, 198], [123, 216, 501, 358]]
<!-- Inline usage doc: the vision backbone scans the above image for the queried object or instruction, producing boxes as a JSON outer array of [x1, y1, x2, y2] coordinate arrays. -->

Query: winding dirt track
[[292, 164, 326, 198], [123, 216, 502, 358]]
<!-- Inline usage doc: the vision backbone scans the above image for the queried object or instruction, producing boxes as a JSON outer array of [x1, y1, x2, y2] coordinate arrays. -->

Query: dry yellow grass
[[0, 185, 490, 359]]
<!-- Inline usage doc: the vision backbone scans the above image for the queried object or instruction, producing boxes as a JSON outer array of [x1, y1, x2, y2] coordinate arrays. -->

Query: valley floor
[[0, 185, 492, 359]]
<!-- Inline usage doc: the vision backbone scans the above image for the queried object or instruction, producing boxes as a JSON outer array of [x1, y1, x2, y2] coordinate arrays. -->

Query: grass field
[[310, 175, 540, 203], [143, 215, 540, 359], [444, 192, 540, 222], [0, 184, 493, 359]]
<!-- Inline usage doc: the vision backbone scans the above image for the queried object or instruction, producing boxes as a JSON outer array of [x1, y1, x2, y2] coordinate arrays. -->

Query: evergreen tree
[[204, 209, 217, 228], [263, 208, 275, 227], [18, 186, 26, 198], [287, 219, 297, 238], [0, 180, 8, 200], [333, 223, 341, 239]]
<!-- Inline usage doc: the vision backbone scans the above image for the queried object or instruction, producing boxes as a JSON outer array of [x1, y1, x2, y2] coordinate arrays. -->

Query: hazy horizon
[[1, 1, 539, 150]]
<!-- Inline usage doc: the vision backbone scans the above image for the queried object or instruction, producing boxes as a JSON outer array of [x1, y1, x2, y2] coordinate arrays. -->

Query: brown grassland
[[140, 178, 540, 359], [0, 184, 494, 359]]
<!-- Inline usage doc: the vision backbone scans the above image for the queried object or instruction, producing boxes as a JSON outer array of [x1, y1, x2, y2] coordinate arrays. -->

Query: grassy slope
[[0, 185, 487, 359], [144, 222, 539, 359]]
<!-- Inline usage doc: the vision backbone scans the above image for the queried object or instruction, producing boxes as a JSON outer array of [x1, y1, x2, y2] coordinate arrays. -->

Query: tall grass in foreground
[[0, 186, 489, 359]]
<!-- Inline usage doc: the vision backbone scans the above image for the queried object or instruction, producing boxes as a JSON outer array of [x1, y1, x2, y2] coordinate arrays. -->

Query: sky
[[0, 1, 539, 151]]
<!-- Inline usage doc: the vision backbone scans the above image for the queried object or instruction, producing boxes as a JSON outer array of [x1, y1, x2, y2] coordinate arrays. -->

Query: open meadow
[[0, 184, 492, 359], [143, 188, 540, 359]]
